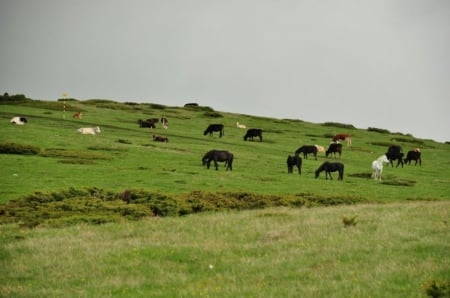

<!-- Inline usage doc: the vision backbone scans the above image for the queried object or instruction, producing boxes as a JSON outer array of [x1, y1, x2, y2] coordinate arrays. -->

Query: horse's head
[[314, 169, 320, 178]]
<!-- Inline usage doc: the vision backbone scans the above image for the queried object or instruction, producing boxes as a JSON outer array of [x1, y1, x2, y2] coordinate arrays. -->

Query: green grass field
[[1, 97, 449, 297]]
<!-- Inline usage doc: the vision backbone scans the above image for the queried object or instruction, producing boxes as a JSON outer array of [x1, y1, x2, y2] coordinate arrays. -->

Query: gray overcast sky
[[1, 0, 449, 142]]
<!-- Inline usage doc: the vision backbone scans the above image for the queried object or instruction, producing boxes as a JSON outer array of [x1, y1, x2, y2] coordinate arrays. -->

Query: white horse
[[315, 144, 325, 153], [372, 154, 390, 181], [236, 122, 246, 129], [77, 126, 101, 135]]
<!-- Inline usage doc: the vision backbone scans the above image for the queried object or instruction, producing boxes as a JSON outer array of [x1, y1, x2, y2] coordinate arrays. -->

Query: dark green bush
[[367, 127, 390, 134], [0, 188, 369, 228], [0, 142, 40, 155], [390, 137, 424, 145], [203, 111, 223, 118], [322, 122, 355, 129], [0, 93, 31, 103], [148, 103, 166, 110]]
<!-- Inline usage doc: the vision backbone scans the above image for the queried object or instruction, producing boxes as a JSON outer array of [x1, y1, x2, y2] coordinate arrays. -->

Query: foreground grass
[[1, 201, 449, 297]]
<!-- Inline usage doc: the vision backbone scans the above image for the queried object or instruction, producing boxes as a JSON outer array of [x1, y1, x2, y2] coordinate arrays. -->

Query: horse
[[204, 124, 224, 137], [72, 112, 83, 119], [295, 145, 318, 160], [325, 143, 342, 159], [236, 122, 246, 129], [314, 161, 344, 180], [315, 145, 325, 153], [371, 154, 390, 181], [331, 133, 351, 147], [202, 150, 233, 171], [386, 145, 404, 168], [404, 149, 422, 166], [287, 155, 302, 174]]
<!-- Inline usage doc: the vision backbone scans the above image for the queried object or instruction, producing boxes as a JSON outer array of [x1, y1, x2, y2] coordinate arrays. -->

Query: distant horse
[[236, 122, 246, 129], [404, 149, 422, 166], [202, 150, 233, 171], [161, 117, 168, 129], [72, 112, 83, 119], [325, 143, 343, 159], [315, 145, 325, 153], [315, 161, 344, 180], [372, 154, 390, 181], [331, 133, 351, 147], [386, 145, 404, 168], [295, 145, 318, 160], [287, 155, 302, 174]]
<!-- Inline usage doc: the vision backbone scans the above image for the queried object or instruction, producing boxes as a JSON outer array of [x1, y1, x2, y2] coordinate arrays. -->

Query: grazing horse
[[326, 143, 343, 159], [331, 133, 351, 147], [315, 161, 344, 180], [287, 155, 302, 174], [372, 154, 390, 181], [204, 124, 224, 137], [295, 145, 318, 160], [244, 128, 263, 141], [138, 119, 156, 128], [202, 150, 233, 171], [404, 149, 421, 166]]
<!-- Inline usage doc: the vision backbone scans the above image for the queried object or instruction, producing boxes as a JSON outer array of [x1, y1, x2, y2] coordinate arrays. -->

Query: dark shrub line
[[0, 188, 367, 228]]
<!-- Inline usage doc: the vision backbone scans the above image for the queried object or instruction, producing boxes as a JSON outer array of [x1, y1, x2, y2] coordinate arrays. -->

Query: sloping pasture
[[1, 99, 448, 202]]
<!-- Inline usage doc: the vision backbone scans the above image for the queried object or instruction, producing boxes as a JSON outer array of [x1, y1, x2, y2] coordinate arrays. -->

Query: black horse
[[203, 124, 224, 137], [315, 161, 344, 180], [386, 145, 404, 168], [287, 155, 302, 174], [202, 150, 233, 171], [295, 145, 318, 160]]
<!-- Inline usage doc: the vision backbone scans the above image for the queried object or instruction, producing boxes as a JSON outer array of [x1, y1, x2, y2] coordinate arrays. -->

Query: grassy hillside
[[1, 97, 449, 297], [1, 98, 449, 203]]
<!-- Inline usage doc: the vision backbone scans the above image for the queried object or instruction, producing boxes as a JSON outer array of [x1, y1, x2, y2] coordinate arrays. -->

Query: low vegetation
[[1, 201, 448, 297]]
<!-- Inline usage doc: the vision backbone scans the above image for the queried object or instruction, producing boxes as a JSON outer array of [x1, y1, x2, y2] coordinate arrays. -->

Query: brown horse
[[331, 133, 351, 147], [72, 112, 83, 119]]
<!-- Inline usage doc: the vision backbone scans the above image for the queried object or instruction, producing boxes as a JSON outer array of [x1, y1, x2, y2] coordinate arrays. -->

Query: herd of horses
[[12, 110, 421, 183], [199, 125, 421, 182], [69, 115, 420, 182]]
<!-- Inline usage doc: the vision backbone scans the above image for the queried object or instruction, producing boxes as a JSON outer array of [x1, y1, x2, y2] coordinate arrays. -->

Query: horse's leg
[[214, 159, 219, 170]]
